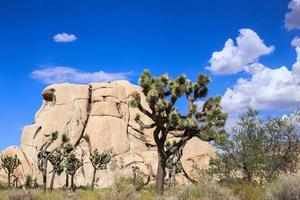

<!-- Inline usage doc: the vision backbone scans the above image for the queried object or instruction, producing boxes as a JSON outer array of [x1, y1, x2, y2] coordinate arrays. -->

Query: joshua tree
[[89, 149, 111, 190], [129, 70, 227, 194], [1, 154, 21, 187], [62, 143, 74, 188], [65, 153, 83, 191], [48, 134, 74, 191], [37, 131, 58, 192]]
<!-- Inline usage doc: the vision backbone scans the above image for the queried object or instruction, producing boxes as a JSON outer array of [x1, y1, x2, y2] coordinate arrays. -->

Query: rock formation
[[0, 81, 215, 188]]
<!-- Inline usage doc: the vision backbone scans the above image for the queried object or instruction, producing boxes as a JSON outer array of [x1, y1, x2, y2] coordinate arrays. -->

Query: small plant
[[89, 149, 111, 190], [101, 176, 139, 200], [65, 153, 83, 191], [176, 181, 237, 200], [1, 154, 21, 187], [131, 166, 145, 191], [24, 175, 33, 189]]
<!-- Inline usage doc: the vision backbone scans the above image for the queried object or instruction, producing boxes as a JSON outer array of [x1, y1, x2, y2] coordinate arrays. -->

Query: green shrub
[[99, 177, 140, 200], [175, 182, 236, 200], [265, 174, 300, 200], [227, 182, 265, 200], [0, 183, 9, 190]]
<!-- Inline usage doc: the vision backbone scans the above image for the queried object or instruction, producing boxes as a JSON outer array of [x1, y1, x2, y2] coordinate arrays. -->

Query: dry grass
[[0, 174, 300, 200], [265, 174, 300, 200]]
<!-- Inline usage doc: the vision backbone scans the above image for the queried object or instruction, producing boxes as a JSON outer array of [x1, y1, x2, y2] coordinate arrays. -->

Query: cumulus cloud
[[206, 29, 274, 75], [292, 37, 300, 76], [291, 36, 300, 47], [221, 42, 300, 124], [31, 66, 131, 84], [53, 33, 77, 42], [285, 0, 300, 30]]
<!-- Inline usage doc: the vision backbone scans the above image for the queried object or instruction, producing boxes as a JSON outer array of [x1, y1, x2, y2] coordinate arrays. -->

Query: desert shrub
[[0, 183, 9, 190], [99, 177, 139, 200], [227, 182, 265, 200], [175, 182, 236, 200], [24, 175, 32, 189], [265, 174, 300, 200], [8, 190, 38, 200], [210, 108, 300, 184]]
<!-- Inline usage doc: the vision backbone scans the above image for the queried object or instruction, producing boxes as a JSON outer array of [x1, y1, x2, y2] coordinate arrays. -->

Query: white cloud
[[221, 42, 300, 125], [206, 29, 274, 75], [291, 36, 300, 47], [31, 66, 131, 84], [292, 37, 300, 76], [285, 0, 300, 30], [53, 33, 77, 42]]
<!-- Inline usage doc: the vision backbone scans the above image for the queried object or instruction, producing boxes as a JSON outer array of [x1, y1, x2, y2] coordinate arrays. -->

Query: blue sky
[[0, 0, 300, 151]]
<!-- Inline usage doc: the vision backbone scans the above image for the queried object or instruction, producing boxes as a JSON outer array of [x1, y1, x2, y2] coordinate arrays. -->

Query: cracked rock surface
[[0, 80, 215, 188]]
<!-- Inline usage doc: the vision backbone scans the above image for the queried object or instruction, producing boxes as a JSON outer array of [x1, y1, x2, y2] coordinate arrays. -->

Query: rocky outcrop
[[0, 81, 215, 188]]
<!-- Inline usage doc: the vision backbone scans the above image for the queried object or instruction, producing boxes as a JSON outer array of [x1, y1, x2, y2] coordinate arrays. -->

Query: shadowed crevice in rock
[[74, 85, 92, 147], [33, 126, 42, 140]]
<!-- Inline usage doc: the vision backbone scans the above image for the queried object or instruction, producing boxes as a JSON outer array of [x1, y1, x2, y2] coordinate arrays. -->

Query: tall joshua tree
[[48, 134, 74, 191], [65, 153, 83, 191], [37, 131, 58, 192], [129, 70, 227, 194], [89, 149, 111, 190], [1, 154, 21, 187]]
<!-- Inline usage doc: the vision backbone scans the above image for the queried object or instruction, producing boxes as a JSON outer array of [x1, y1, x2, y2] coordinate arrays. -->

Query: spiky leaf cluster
[[89, 149, 111, 170], [1, 155, 21, 175], [65, 153, 83, 176], [48, 150, 64, 175]]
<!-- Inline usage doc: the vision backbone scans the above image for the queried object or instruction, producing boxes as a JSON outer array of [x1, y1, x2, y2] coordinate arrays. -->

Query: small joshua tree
[[48, 134, 73, 191], [65, 153, 83, 191], [131, 166, 144, 191], [37, 131, 58, 192], [1, 154, 21, 187], [89, 149, 111, 190], [129, 70, 227, 194], [165, 141, 182, 187], [62, 143, 74, 188], [166, 154, 182, 186], [25, 175, 33, 189]]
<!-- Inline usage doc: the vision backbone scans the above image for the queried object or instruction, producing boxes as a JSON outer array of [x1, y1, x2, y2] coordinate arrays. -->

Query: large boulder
[[0, 80, 215, 188]]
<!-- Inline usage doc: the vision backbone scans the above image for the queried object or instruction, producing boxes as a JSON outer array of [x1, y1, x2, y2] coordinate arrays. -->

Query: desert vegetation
[[0, 72, 299, 200]]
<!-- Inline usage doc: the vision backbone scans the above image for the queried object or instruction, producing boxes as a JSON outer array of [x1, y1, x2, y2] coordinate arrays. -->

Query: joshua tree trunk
[[91, 169, 96, 190], [49, 171, 56, 192], [65, 173, 69, 188], [42, 170, 47, 192], [155, 150, 167, 195], [71, 175, 75, 191], [7, 172, 11, 187]]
